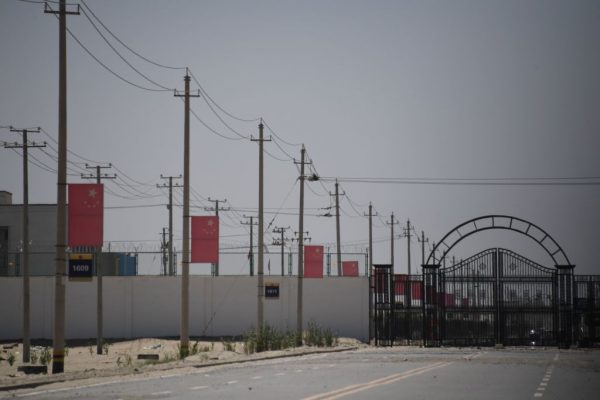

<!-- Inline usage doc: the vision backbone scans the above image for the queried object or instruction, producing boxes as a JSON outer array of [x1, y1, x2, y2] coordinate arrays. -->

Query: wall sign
[[265, 283, 280, 299], [69, 253, 93, 280]]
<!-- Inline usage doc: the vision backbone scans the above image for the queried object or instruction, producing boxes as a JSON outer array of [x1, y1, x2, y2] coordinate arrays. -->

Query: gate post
[[556, 265, 575, 348], [422, 263, 441, 347], [373, 264, 394, 346]]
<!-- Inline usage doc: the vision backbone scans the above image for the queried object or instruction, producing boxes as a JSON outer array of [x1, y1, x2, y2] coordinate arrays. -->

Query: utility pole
[[363, 202, 377, 343], [294, 145, 311, 344], [251, 120, 271, 329], [46, 0, 79, 374], [417, 231, 429, 270], [400, 219, 413, 275], [160, 228, 168, 275], [387, 213, 399, 275], [205, 197, 229, 276], [363, 202, 377, 278], [330, 180, 345, 276], [241, 216, 258, 276], [272, 226, 290, 276], [157, 174, 182, 276], [4, 126, 45, 363], [174, 70, 200, 356], [82, 163, 115, 355]]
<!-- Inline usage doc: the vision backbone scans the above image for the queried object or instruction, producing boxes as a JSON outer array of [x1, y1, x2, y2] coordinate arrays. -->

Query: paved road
[[4, 347, 600, 399]]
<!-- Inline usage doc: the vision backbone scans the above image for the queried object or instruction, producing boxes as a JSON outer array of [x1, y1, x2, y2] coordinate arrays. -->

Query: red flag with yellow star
[[191, 216, 219, 263], [304, 245, 323, 278], [342, 261, 359, 277], [68, 183, 103, 247]]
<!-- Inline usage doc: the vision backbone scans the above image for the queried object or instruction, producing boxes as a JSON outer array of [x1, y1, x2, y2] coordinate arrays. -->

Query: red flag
[[395, 274, 408, 294], [68, 183, 103, 247], [342, 261, 359, 277], [304, 245, 323, 278], [191, 216, 219, 263], [411, 281, 423, 300]]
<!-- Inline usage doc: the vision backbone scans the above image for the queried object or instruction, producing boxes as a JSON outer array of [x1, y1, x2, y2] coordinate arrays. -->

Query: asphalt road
[[4, 347, 600, 399]]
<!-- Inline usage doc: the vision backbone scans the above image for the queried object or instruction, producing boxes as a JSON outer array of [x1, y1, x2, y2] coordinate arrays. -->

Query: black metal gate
[[373, 264, 394, 346], [427, 248, 571, 347], [373, 248, 585, 347], [574, 276, 600, 347]]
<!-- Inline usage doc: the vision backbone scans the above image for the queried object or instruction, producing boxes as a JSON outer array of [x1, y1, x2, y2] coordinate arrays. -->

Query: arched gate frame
[[421, 216, 575, 348]]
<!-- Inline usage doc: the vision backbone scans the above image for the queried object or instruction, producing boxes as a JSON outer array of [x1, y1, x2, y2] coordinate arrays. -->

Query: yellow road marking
[[302, 361, 452, 400]]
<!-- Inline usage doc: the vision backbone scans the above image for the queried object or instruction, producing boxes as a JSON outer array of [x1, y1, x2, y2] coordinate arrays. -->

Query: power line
[[318, 176, 600, 186], [79, 0, 186, 71], [189, 70, 259, 123], [44, 3, 170, 92], [263, 120, 302, 147], [79, 7, 173, 91], [187, 100, 246, 141]]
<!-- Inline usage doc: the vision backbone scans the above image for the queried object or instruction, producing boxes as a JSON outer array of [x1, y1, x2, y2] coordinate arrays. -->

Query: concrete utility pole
[[205, 198, 229, 276], [363, 203, 377, 278], [417, 231, 429, 271], [82, 164, 115, 355], [272, 226, 290, 276], [400, 219, 413, 275], [363, 202, 377, 342], [241, 216, 258, 276], [330, 180, 345, 276], [387, 213, 399, 275], [157, 174, 182, 277], [160, 228, 168, 275], [251, 120, 271, 329], [45, 0, 79, 374], [294, 145, 311, 344], [174, 70, 199, 356], [4, 127, 45, 363]]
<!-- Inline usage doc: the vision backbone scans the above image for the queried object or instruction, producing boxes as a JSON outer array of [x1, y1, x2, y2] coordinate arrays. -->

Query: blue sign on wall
[[69, 254, 93, 280]]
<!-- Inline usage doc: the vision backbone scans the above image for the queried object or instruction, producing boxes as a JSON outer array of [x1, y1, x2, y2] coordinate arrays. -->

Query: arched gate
[[370, 215, 597, 348]]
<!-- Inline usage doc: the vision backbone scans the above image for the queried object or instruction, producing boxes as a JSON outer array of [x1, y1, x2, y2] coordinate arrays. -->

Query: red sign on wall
[[68, 183, 103, 247], [304, 245, 324, 278], [191, 216, 219, 263], [342, 261, 359, 277]]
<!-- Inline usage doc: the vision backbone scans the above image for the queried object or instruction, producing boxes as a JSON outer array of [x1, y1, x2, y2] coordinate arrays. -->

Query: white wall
[[0, 276, 368, 341]]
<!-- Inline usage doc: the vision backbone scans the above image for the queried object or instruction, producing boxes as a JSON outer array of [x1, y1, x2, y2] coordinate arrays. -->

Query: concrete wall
[[0, 276, 368, 341]]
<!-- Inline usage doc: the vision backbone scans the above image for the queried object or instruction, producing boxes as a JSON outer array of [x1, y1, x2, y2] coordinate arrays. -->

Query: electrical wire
[[80, 0, 186, 71], [187, 100, 247, 141], [197, 89, 250, 139], [271, 137, 295, 161], [43, 3, 171, 92], [40, 128, 107, 165], [189, 70, 259, 123], [264, 179, 298, 233], [263, 120, 302, 147], [80, 7, 173, 91], [318, 176, 600, 186]]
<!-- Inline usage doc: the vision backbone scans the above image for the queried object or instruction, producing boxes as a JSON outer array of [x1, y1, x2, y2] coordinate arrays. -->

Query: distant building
[[0, 191, 137, 276]]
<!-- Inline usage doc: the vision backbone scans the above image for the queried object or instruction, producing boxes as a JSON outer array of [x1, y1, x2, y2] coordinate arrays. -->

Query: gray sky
[[1, 0, 599, 274]]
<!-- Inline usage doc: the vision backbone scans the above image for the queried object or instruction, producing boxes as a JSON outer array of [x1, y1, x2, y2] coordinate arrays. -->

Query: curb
[[0, 346, 358, 393]]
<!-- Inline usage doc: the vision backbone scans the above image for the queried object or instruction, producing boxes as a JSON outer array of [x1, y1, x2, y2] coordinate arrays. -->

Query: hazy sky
[[1, 0, 599, 274]]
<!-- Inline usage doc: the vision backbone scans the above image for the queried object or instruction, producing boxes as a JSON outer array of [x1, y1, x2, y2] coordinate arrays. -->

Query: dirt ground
[[0, 337, 363, 388]]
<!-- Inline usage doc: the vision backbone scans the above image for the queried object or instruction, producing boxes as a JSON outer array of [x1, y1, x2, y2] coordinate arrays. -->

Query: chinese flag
[[395, 274, 408, 294], [304, 245, 323, 278], [68, 183, 103, 247], [342, 261, 359, 277], [411, 281, 423, 300], [191, 216, 219, 263]]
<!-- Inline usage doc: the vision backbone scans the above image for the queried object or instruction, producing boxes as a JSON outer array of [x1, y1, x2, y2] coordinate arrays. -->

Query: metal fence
[[373, 248, 600, 348]]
